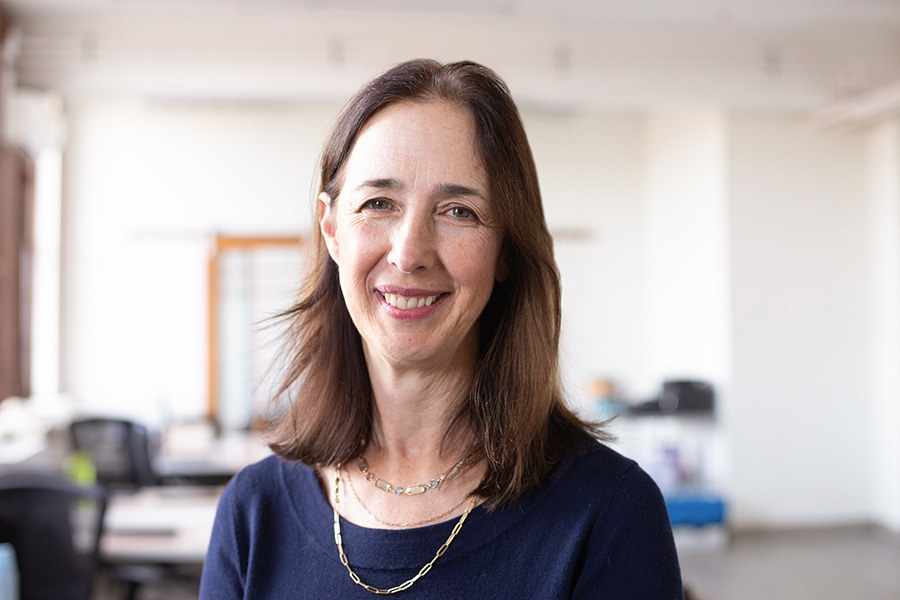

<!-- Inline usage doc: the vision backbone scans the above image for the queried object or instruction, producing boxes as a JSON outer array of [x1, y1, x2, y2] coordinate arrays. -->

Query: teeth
[[383, 293, 437, 310]]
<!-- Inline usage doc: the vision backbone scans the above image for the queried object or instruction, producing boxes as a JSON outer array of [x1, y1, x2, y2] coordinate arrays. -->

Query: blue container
[[0, 543, 18, 600], [666, 493, 727, 527]]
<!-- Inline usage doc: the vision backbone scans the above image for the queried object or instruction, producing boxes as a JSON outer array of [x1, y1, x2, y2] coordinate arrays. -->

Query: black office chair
[[0, 472, 107, 600], [69, 418, 159, 489]]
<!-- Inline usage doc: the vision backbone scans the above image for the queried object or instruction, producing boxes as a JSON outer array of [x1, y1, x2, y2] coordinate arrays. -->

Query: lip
[[375, 287, 448, 319], [377, 285, 446, 296]]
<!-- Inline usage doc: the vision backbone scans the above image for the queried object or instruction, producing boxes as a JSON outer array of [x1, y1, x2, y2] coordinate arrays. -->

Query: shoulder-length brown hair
[[269, 59, 608, 506]]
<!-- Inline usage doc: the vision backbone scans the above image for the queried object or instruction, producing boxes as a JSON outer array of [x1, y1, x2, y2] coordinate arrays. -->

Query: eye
[[361, 198, 391, 211], [448, 206, 476, 220]]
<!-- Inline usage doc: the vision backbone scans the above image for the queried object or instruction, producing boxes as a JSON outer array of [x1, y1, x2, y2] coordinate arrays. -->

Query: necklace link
[[357, 454, 469, 496]]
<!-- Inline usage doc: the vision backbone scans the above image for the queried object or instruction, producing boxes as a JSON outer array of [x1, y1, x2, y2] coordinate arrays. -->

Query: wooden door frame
[[207, 234, 303, 421]]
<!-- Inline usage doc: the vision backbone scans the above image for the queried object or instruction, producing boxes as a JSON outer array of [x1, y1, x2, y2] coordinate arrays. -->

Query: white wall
[[641, 112, 732, 391], [728, 114, 872, 527], [865, 119, 900, 532], [522, 111, 646, 406]]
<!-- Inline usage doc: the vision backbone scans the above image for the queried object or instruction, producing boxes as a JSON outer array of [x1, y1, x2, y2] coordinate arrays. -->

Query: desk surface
[[101, 486, 222, 564], [154, 430, 272, 480]]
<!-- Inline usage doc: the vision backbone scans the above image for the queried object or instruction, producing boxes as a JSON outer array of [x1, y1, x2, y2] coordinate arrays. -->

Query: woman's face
[[319, 101, 504, 372]]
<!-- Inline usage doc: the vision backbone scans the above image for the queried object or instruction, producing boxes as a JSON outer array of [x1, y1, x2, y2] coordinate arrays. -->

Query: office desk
[[0, 428, 68, 474], [101, 486, 222, 564], [154, 430, 272, 484]]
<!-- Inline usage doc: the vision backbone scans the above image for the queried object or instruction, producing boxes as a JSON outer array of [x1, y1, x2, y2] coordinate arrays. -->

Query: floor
[[93, 526, 900, 599], [680, 525, 900, 600]]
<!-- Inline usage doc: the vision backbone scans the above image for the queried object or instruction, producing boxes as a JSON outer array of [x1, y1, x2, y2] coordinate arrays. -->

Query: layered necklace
[[350, 453, 473, 528], [346, 464, 473, 528], [332, 464, 477, 594]]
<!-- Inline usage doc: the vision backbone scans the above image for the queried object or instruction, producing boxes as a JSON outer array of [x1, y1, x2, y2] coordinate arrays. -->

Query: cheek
[[336, 224, 385, 287], [448, 236, 501, 293]]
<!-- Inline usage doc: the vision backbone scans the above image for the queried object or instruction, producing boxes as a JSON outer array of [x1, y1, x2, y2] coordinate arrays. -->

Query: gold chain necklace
[[333, 463, 477, 595], [357, 454, 469, 495], [345, 464, 472, 528]]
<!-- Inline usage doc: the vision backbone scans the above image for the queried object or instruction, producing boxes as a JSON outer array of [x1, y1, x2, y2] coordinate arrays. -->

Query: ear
[[318, 192, 339, 263]]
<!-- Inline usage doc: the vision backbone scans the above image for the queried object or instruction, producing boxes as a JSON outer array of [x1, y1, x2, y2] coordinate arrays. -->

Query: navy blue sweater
[[200, 441, 683, 599]]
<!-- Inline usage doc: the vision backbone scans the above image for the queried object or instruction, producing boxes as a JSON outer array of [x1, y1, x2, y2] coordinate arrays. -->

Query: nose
[[387, 212, 435, 274]]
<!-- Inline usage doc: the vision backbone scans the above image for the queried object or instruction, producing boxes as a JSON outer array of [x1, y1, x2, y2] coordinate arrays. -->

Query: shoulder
[[216, 454, 315, 522], [220, 454, 283, 503], [542, 440, 675, 551], [210, 455, 323, 557], [550, 442, 683, 597], [472, 441, 681, 597], [202, 456, 323, 597], [501, 440, 669, 540], [552, 439, 659, 503], [226, 454, 290, 492]]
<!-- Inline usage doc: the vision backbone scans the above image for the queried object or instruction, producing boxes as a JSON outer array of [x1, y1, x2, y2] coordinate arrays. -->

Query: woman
[[200, 59, 683, 599]]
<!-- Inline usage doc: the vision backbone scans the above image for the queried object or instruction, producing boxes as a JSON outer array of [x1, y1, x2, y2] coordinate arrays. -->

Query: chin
[[376, 340, 449, 369]]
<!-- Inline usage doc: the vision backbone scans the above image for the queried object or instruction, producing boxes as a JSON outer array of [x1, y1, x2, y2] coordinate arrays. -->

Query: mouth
[[377, 290, 445, 311]]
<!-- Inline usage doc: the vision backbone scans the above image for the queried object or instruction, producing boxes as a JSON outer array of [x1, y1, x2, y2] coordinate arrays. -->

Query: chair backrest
[[69, 418, 158, 488], [0, 472, 107, 600]]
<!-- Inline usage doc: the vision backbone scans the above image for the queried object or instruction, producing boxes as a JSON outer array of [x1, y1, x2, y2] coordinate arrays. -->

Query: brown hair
[[269, 59, 608, 506]]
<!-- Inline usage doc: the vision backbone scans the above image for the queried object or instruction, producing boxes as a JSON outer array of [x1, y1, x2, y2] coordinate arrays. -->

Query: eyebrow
[[355, 178, 403, 192], [356, 178, 485, 199], [434, 182, 487, 201]]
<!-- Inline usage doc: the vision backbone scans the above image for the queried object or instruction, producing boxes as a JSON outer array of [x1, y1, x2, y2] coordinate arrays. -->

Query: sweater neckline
[[278, 458, 547, 572]]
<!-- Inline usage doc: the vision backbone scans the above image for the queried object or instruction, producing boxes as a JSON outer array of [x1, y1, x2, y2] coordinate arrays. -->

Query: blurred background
[[1, 1, 899, 599]]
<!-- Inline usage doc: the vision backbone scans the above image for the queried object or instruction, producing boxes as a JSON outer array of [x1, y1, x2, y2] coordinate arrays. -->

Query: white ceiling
[[3, 0, 900, 111]]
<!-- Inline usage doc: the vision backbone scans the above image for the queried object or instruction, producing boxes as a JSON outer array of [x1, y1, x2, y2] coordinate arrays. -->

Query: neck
[[361, 345, 476, 478], [326, 340, 485, 530]]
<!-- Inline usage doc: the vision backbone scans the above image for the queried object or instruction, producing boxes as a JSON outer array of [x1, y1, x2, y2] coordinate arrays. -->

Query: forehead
[[340, 100, 487, 192]]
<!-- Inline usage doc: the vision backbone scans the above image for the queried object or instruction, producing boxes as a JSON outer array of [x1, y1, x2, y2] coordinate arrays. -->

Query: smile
[[382, 292, 438, 310]]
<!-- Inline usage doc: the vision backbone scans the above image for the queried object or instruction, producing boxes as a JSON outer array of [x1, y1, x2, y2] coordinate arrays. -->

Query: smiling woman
[[199, 59, 683, 599]]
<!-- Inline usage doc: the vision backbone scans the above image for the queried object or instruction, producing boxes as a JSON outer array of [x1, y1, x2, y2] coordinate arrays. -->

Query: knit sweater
[[200, 440, 683, 599]]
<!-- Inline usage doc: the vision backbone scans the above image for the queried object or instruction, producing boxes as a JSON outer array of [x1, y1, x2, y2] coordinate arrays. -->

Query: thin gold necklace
[[357, 454, 470, 495], [332, 463, 477, 595], [345, 464, 472, 528]]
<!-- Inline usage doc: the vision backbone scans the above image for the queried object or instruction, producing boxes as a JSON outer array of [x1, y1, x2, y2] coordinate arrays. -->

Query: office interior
[[1, 1, 900, 599]]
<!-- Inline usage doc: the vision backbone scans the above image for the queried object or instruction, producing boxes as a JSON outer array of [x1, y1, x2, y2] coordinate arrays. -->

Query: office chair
[[69, 418, 188, 599], [0, 472, 107, 600], [69, 418, 159, 489]]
